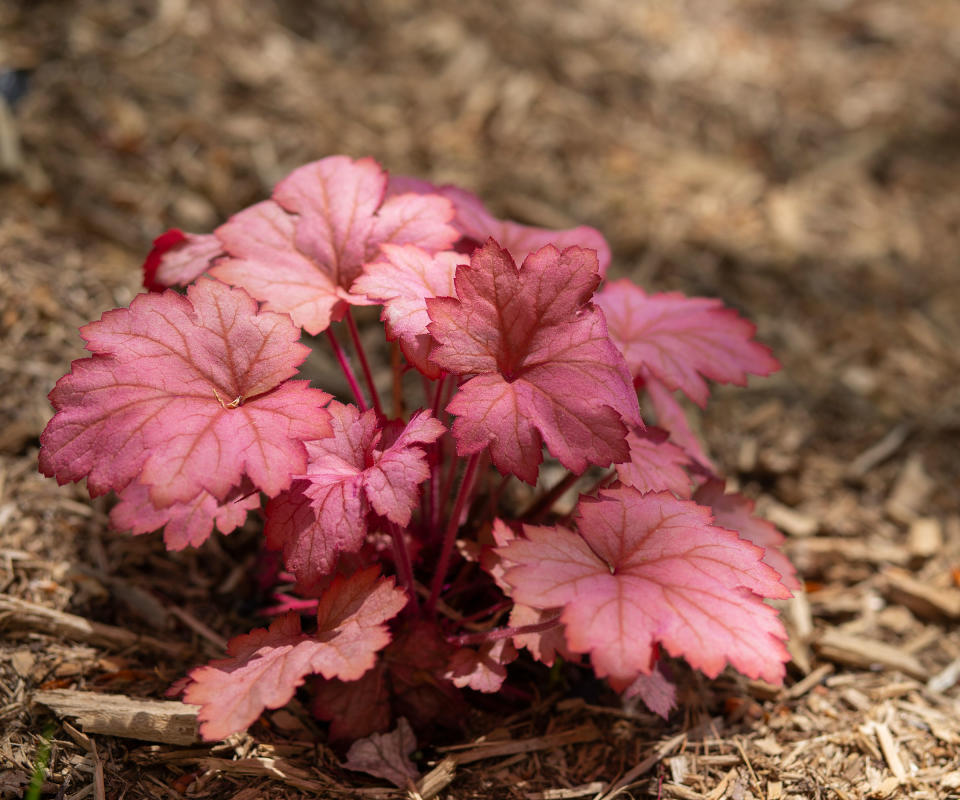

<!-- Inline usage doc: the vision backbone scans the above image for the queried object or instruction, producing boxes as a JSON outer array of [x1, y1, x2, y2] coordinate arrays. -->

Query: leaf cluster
[[40, 155, 795, 746]]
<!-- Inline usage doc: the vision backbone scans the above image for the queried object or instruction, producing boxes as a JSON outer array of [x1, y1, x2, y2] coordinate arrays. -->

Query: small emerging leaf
[[142, 229, 223, 291], [343, 718, 419, 788]]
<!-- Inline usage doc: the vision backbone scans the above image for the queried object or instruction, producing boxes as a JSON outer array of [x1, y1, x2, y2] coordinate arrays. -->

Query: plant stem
[[447, 613, 562, 647], [521, 470, 581, 522], [391, 341, 405, 420], [345, 308, 383, 417], [426, 451, 481, 614], [581, 468, 616, 499], [387, 521, 419, 614], [326, 327, 367, 412]]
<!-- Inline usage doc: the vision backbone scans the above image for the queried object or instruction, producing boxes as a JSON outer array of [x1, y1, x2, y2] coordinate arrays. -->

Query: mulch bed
[[2, 1, 959, 797]]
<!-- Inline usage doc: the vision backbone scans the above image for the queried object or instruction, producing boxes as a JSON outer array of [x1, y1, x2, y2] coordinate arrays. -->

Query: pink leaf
[[212, 200, 354, 335], [389, 178, 612, 275], [644, 373, 714, 470], [265, 403, 443, 588], [507, 603, 570, 667], [352, 244, 468, 377], [343, 718, 419, 788], [596, 280, 779, 407], [616, 427, 692, 496], [184, 568, 406, 741], [693, 479, 800, 591], [39, 279, 332, 506], [142, 230, 224, 292], [445, 639, 518, 693], [110, 482, 259, 551], [428, 241, 641, 483], [498, 485, 790, 689], [623, 661, 677, 719], [209, 157, 458, 335]]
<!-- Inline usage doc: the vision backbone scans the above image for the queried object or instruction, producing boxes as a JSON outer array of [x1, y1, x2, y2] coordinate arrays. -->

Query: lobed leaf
[[265, 402, 444, 589], [428, 240, 641, 483], [616, 427, 692, 496], [110, 482, 259, 551], [694, 479, 800, 591], [597, 280, 779, 407], [184, 568, 406, 741], [39, 279, 332, 507], [208, 156, 459, 335], [343, 718, 420, 788], [444, 639, 518, 693], [352, 243, 467, 377], [388, 177, 612, 274], [498, 485, 790, 689]]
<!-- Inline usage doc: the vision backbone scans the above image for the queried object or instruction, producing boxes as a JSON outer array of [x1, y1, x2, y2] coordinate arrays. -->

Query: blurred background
[[1, 0, 960, 793]]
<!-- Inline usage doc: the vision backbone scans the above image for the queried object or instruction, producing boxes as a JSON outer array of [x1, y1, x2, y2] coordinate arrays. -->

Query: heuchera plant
[[40, 155, 797, 744]]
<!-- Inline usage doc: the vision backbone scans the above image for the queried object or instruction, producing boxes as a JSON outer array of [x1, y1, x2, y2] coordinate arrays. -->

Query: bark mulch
[[2, 1, 959, 798]]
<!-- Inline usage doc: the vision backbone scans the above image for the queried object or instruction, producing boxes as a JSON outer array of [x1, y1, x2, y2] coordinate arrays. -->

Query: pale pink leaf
[[212, 200, 352, 335], [111, 482, 259, 550], [184, 569, 406, 740], [39, 279, 332, 506], [616, 427, 692, 497], [623, 662, 677, 718], [488, 520, 571, 666], [507, 603, 570, 667], [644, 373, 714, 470], [597, 280, 779, 407], [428, 241, 641, 483], [445, 639, 518, 693], [343, 718, 419, 788], [498, 485, 790, 689], [143, 230, 224, 291], [352, 244, 467, 376], [694, 479, 800, 591], [388, 178, 612, 275]]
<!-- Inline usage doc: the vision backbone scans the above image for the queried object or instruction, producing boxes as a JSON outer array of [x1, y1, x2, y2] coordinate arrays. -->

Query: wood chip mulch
[[2, 1, 959, 798]]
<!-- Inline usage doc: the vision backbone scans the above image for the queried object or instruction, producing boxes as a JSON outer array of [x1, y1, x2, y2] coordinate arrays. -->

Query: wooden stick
[[33, 689, 200, 745]]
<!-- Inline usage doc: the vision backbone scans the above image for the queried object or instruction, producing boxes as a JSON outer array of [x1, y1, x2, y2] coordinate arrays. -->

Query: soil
[[2, 1, 960, 798]]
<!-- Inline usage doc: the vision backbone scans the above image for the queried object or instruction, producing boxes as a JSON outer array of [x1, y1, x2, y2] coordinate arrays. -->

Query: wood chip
[[885, 454, 934, 523], [0, 594, 186, 657], [761, 501, 818, 537], [441, 723, 600, 765], [33, 689, 200, 745], [814, 630, 928, 680], [786, 663, 834, 699], [882, 566, 960, 619], [847, 424, 912, 478], [907, 517, 942, 559], [414, 756, 456, 800], [525, 782, 605, 800], [872, 721, 906, 782]]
